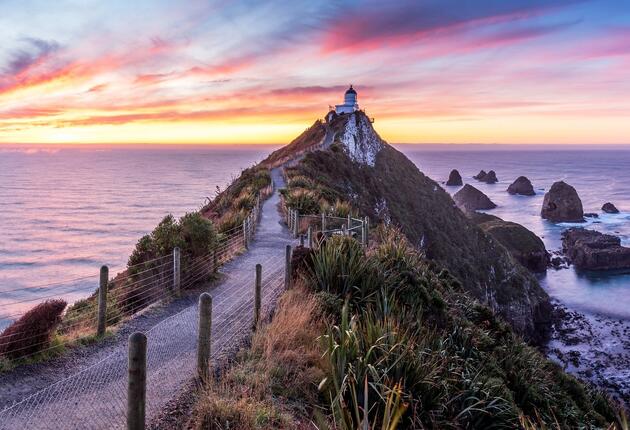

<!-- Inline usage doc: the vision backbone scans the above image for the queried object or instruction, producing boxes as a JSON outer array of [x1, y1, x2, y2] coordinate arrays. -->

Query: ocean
[[0, 145, 275, 328], [398, 144, 630, 321], [1, 144, 630, 327]]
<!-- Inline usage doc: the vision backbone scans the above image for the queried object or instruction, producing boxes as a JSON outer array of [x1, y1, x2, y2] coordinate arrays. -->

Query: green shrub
[[285, 189, 320, 214]]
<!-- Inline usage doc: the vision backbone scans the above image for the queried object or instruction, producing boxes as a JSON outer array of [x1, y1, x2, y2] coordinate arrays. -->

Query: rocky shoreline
[[546, 300, 630, 407]]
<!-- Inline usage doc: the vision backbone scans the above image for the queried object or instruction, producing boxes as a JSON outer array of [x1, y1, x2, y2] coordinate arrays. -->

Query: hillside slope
[[265, 111, 551, 342]]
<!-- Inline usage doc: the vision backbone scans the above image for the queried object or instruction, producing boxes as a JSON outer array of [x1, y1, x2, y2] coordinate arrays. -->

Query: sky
[[1, 0, 630, 145]]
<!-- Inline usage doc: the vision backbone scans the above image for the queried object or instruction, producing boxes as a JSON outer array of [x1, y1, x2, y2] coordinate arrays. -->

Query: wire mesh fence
[[0, 193, 265, 363], [0, 236, 287, 430]]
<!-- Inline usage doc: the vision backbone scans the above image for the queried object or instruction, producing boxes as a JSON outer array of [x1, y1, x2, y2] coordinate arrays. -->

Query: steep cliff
[[266, 111, 551, 342]]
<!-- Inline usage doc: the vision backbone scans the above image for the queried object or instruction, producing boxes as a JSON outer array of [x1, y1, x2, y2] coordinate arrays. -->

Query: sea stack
[[453, 184, 497, 212], [602, 202, 619, 214], [446, 169, 463, 186], [541, 181, 584, 222], [483, 170, 498, 184], [473, 170, 487, 181], [507, 176, 535, 196]]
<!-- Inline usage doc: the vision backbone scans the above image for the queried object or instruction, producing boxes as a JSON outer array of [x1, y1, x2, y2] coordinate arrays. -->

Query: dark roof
[[345, 85, 357, 95]]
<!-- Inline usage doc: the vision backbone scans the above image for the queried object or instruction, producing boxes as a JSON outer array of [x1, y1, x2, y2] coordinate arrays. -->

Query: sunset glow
[[2, 0, 630, 145]]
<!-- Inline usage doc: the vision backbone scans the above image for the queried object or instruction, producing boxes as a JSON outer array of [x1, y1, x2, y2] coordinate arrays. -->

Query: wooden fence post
[[173, 247, 181, 297], [254, 264, 262, 329], [321, 212, 326, 233], [213, 248, 218, 273], [288, 208, 293, 230], [243, 218, 248, 250], [361, 220, 366, 247], [127, 332, 147, 430], [307, 226, 312, 248], [293, 210, 299, 238], [365, 216, 370, 247], [347, 214, 352, 231], [284, 245, 292, 290], [97, 265, 108, 337], [197, 293, 212, 382]]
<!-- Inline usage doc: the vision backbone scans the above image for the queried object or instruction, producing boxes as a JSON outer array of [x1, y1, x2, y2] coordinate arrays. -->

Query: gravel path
[[0, 169, 292, 429]]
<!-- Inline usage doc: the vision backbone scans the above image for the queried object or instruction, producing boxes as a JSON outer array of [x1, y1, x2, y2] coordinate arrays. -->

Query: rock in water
[[507, 176, 535, 196], [473, 170, 487, 180], [471, 213, 550, 272], [562, 228, 630, 270], [541, 181, 584, 222], [602, 202, 619, 214], [453, 184, 497, 212], [445, 169, 463, 186], [483, 170, 498, 184]]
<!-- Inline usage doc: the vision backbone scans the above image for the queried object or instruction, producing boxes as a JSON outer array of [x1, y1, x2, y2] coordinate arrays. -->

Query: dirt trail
[[0, 169, 293, 429]]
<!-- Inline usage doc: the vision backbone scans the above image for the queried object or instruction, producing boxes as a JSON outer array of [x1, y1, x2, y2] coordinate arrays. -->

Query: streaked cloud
[[1, 0, 630, 144]]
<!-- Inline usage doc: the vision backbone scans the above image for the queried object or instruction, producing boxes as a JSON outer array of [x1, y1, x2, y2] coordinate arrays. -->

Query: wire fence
[[284, 206, 369, 248], [0, 254, 287, 429], [0, 182, 292, 429], [0, 190, 267, 361]]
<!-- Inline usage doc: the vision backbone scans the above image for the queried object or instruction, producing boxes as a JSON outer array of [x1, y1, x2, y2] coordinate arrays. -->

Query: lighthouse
[[334, 85, 359, 114]]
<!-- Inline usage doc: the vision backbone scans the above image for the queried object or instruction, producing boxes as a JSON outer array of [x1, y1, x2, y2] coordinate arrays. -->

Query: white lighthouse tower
[[335, 85, 359, 114]]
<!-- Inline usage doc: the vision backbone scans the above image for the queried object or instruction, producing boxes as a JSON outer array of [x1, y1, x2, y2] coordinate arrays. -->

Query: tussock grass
[[190, 286, 324, 429]]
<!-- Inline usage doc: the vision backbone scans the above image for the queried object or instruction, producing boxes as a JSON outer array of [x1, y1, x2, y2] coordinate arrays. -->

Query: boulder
[[470, 213, 550, 272], [473, 170, 487, 180], [541, 181, 584, 222], [507, 176, 535, 196], [602, 202, 619, 214], [483, 170, 498, 184], [445, 169, 463, 186], [453, 184, 497, 212], [562, 228, 630, 271], [584, 213, 599, 218]]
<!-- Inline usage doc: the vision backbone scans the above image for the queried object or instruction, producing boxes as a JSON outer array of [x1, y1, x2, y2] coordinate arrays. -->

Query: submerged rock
[[562, 228, 630, 270], [473, 170, 487, 180], [584, 213, 599, 218], [445, 169, 463, 186], [507, 176, 535, 196], [471, 213, 549, 272], [483, 170, 498, 184], [453, 184, 497, 212], [541, 181, 584, 222], [602, 202, 620, 214]]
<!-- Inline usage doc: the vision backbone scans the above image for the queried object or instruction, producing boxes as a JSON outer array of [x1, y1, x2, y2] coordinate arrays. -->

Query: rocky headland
[[470, 213, 549, 272]]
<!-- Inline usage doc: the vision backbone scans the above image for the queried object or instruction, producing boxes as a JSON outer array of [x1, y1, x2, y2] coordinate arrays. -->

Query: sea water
[[398, 144, 630, 321], [0, 145, 275, 328]]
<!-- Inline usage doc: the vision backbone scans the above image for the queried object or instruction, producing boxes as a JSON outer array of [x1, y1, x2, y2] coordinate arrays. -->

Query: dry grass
[[190, 285, 325, 429]]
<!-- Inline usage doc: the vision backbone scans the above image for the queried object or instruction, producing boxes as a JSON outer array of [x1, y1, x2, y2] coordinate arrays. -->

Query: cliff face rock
[[562, 228, 630, 270], [508, 176, 535, 196], [471, 213, 549, 272], [541, 181, 584, 222], [445, 169, 463, 186], [336, 112, 384, 166], [483, 170, 498, 184], [285, 111, 551, 343], [602, 202, 619, 214], [453, 184, 497, 212]]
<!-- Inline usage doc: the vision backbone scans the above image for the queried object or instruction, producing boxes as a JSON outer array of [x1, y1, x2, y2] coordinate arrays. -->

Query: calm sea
[[398, 144, 630, 321], [0, 145, 276, 328], [1, 144, 630, 329]]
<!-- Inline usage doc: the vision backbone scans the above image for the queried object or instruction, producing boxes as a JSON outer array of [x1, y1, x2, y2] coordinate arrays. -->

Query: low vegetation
[[0, 300, 67, 360], [192, 226, 625, 429]]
